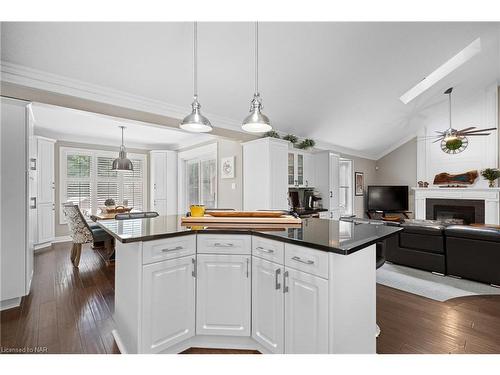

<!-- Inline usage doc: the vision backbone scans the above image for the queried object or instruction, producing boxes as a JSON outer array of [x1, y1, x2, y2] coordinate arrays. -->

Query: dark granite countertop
[[97, 215, 402, 255]]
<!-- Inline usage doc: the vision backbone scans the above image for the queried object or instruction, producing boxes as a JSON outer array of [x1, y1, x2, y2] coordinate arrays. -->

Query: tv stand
[[366, 211, 411, 221]]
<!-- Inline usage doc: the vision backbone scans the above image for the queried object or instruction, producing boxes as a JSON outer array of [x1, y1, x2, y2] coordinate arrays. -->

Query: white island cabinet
[[109, 224, 385, 354]]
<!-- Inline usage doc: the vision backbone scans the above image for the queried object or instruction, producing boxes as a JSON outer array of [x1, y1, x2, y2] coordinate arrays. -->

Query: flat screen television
[[367, 185, 409, 212]]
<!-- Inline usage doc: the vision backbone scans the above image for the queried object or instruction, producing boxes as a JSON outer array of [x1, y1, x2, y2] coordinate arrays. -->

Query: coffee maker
[[304, 189, 322, 210]]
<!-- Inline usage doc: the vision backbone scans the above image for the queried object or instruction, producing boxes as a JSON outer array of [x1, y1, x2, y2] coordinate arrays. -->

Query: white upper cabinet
[[284, 267, 329, 354], [288, 150, 315, 188], [252, 256, 284, 353], [243, 138, 289, 211], [141, 255, 196, 353], [196, 253, 251, 336], [150, 150, 177, 215]]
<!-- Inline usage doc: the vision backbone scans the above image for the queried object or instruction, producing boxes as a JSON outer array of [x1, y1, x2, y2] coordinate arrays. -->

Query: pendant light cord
[[255, 21, 259, 95], [194, 22, 198, 98]]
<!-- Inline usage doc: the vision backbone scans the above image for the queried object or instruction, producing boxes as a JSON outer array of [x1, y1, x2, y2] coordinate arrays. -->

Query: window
[[178, 143, 217, 213], [60, 147, 147, 223], [339, 158, 353, 216]]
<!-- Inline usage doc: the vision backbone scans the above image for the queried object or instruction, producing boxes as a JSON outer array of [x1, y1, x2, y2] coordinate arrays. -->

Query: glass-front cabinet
[[288, 151, 313, 188]]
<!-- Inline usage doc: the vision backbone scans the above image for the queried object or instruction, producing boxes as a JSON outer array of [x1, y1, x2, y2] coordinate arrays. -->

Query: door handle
[[283, 270, 289, 293], [291, 256, 314, 265], [246, 258, 249, 278], [30, 158, 37, 171], [330, 191, 333, 198], [191, 257, 196, 278], [161, 246, 183, 252], [256, 246, 274, 254], [30, 197, 37, 209], [275, 268, 281, 290]]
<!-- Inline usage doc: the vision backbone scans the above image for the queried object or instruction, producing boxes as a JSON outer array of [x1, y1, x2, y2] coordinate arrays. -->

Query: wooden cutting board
[[205, 210, 284, 218], [181, 214, 302, 225]]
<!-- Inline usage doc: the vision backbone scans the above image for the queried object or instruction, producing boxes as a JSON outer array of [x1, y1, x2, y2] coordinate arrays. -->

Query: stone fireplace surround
[[413, 187, 500, 225]]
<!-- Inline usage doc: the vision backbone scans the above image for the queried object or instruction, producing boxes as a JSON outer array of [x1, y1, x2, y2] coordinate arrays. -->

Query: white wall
[[416, 83, 498, 187]]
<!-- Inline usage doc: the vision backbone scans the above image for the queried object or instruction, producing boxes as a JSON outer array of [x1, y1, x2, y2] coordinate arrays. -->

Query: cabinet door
[[196, 254, 251, 336], [142, 255, 196, 353], [297, 153, 304, 186], [304, 153, 315, 188], [288, 152, 295, 186], [152, 199, 167, 216], [37, 202, 55, 244], [252, 257, 284, 353], [37, 138, 55, 204], [151, 153, 167, 200], [329, 154, 340, 211], [284, 268, 328, 353]]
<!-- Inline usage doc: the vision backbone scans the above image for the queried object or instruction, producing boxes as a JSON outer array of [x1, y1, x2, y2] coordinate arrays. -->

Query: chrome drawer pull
[[161, 246, 183, 252], [283, 271, 289, 293], [214, 242, 234, 248], [192, 257, 197, 278], [256, 246, 274, 254], [275, 268, 281, 290], [291, 256, 314, 265]]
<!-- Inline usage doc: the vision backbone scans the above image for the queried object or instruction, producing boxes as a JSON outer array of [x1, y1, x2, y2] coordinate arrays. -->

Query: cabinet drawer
[[252, 236, 284, 264], [197, 234, 251, 255], [142, 235, 196, 265], [284, 243, 328, 279]]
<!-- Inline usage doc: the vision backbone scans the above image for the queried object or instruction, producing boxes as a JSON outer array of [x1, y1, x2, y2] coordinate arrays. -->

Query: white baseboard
[[0, 297, 22, 311], [34, 236, 72, 252]]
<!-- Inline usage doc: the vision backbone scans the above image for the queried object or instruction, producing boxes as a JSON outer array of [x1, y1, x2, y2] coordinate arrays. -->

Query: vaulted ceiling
[[2, 22, 499, 159]]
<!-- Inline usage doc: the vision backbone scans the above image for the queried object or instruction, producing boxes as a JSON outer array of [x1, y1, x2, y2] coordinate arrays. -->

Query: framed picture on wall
[[221, 156, 235, 179], [355, 172, 364, 196]]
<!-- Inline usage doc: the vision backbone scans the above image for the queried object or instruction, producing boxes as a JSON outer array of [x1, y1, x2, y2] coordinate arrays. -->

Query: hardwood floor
[[1, 241, 499, 354]]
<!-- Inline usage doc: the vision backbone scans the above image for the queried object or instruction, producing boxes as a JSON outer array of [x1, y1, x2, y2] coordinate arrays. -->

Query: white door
[[196, 254, 251, 336], [151, 152, 167, 201], [152, 199, 167, 216], [37, 202, 55, 244], [252, 257, 284, 353], [142, 255, 196, 353], [284, 268, 329, 353]]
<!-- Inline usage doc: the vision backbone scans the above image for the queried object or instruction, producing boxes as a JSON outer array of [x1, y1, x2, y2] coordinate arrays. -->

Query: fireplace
[[425, 199, 485, 224]]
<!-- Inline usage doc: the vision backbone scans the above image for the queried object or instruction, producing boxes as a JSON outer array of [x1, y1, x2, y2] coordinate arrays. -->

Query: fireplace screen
[[426, 198, 485, 224]]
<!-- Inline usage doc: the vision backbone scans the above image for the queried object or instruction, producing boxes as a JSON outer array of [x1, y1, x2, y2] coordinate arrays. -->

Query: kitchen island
[[98, 215, 401, 354]]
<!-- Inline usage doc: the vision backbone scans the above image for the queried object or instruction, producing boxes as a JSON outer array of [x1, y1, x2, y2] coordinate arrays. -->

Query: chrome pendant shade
[[112, 126, 133, 171], [180, 22, 213, 133], [242, 22, 272, 133]]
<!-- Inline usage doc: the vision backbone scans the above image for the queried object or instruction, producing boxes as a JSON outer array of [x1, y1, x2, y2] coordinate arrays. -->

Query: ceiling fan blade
[[432, 138, 443, 143], [462, 133, 491, 136], [456, 126, 476, 133], [460, 127, 497, 134]]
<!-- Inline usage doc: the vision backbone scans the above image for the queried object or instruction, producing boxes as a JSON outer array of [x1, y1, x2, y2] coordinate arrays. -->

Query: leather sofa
[[384, 222, 446, 274], [445, 225, 500, 286]]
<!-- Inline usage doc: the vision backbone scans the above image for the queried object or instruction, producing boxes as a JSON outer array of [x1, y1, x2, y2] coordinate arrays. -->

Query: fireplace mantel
[[412, 187, 500, 225]]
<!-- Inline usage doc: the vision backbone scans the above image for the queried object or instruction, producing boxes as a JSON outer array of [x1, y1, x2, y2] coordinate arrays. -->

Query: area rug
[[376, 263, 500, 302]]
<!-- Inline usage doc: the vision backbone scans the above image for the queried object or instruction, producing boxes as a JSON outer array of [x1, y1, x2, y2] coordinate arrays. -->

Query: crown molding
[[1, 60, 381, 160], [0, 60, 242, 132]]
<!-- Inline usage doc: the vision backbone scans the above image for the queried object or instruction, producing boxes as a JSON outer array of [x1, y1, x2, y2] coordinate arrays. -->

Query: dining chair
[[62, 203, 113, 267], [114, 211, 159, 220]]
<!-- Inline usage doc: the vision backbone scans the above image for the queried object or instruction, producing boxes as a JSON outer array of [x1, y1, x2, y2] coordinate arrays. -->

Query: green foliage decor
[[283, 134, 298, 144], [262, 130, 281, 139], [298, 138, 316, 150], [481, 168, 500, 187]]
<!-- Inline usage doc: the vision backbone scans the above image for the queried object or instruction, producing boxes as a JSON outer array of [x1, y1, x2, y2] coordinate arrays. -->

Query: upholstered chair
[[62, 203, 113, 267]]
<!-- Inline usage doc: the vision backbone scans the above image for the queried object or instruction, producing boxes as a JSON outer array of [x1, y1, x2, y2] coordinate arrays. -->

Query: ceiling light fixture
[[400, 38, 481, 104], [242, 22, 272, 133], [180, 22, 213, 133], [112, 126, 134, 171]]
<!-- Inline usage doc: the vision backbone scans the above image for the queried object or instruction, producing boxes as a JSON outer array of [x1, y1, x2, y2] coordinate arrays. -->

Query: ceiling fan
[[425, 87, 497, 154]]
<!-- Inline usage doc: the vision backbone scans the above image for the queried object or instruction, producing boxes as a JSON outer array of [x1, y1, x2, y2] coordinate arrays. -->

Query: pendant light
[[242, 22, 272, 133], [112, 126, 134, 171], [180, 22, 213, 133]]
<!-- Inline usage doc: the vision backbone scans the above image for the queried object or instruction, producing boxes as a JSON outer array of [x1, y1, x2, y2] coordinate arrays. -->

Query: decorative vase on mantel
[[480, 168, 500, 189], [488, 180, 497, 188]]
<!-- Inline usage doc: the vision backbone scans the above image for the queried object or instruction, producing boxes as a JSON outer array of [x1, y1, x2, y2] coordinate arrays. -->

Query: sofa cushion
[[445, 225, 500, 243], [401, 223, 445, 236]]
